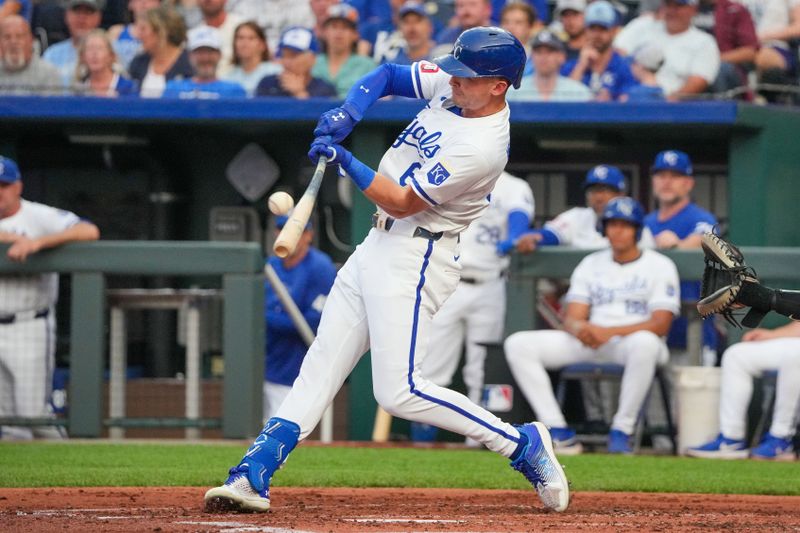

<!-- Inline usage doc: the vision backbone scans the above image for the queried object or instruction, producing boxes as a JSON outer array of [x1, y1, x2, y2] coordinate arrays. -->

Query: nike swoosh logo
[[454, 255, 460, 261], [718, 442, 744, 451]]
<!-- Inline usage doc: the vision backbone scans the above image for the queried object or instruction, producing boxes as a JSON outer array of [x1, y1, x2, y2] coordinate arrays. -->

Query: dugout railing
[[0, 241, 264, 439]]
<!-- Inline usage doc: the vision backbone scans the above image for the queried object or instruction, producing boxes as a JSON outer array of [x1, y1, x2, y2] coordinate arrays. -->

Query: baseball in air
[[268, 191, 294, 215]]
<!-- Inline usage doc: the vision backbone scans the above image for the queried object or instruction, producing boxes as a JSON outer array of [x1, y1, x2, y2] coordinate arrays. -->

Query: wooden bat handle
[[273, 156, 327, 258]]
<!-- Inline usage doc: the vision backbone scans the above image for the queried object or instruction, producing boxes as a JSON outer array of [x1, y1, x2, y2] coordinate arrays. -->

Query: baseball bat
[[372, 406, 392, 442], [273, 155, 327, 258]]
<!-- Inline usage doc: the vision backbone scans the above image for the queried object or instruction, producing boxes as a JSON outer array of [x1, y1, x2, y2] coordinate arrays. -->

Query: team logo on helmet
[[595, 166, 608, 179], [663, 151, 678, 165], [453, 44, 463, 59], [617, 198, 634, 216]]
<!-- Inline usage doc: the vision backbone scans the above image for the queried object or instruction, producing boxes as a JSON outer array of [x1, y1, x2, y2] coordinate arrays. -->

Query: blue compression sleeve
[[341, 154, 376, 191], [536, 228, 560, 245], [507, 210, 531, 241], [343, 63, 417, 119]]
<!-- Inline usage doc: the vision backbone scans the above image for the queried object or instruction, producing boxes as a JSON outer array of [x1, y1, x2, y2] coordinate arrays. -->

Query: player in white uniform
[[412, 171, 534, 442], [0, 156, 100, 440], [687, 321, 800, 461], [514, 164, 656, 252], [505, 197, 680, 454], [205, 27, 570, 513]]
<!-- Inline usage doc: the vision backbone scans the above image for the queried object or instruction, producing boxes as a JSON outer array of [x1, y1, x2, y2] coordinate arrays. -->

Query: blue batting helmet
[[583, 165, 626, 192], [432, 27, 527, 89], [600, 196, 645, 241]]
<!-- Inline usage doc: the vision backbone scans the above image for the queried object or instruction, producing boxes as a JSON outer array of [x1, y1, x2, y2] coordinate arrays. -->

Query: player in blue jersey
[[643, 149, 718, 364], [263, 215, 336, 420]]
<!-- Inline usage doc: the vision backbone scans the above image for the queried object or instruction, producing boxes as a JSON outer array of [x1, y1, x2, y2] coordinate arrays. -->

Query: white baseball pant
[[423, 277, 506, 404], [275, 228, 522, 457], [718, 338, 800, 440], [0, 313, 63, 440], [505, 329, 669, 434], [263, 381, 292, 422]]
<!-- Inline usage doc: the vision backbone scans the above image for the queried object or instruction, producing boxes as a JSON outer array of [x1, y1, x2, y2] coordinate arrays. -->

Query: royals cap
[[278, 26, 319, 54], [584, 0, 619, 28], [584, 164, 626, 191], [0, 156, 20, 184], [324, 3, 359, 26], [531, 30, 565, 52], [399, 1, 429, 18], [651, 150, 693, 176]]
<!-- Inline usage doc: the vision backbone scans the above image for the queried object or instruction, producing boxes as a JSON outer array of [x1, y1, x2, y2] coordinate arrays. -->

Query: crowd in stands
[[1, 0, 798, 102]]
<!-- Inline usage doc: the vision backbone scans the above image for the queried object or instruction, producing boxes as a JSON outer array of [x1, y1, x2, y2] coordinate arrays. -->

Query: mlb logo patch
[[481, 384, 514, 412], [427, 162, 450, 185], [420, 63, 439, 73]]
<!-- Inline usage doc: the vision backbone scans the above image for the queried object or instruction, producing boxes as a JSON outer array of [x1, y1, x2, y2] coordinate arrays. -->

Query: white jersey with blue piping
[[376, 60, 510, 235]]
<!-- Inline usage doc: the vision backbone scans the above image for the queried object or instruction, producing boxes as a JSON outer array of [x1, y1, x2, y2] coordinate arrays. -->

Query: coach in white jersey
[[205, 27, 570, 514], [505, 197, 680, 455], [413, 171, 534, 442], [0, 156, 100, 440], [515, 164, 656, 251]]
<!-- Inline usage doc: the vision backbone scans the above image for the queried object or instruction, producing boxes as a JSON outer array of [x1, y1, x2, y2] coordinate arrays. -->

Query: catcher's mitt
[[697, 232, 758, 327]]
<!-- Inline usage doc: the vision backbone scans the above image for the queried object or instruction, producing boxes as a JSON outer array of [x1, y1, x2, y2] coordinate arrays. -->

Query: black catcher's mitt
[[697, 232, 800, 327]]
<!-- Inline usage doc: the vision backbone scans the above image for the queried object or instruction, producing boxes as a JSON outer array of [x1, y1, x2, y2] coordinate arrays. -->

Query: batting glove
[[313, 102, 362, 143], [307, 137, 352, 168], [495, 239, 515, 256]]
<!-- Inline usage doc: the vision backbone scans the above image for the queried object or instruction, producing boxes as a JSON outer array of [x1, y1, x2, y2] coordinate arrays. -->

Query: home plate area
[[2, 486, 799, 531]]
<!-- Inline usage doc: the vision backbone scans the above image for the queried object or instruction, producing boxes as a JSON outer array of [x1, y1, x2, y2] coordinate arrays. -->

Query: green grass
[[1, 442, 799, 495]]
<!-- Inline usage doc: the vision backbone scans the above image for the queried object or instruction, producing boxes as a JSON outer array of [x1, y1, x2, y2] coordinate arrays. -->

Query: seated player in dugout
[[505, 197, 680, 455]]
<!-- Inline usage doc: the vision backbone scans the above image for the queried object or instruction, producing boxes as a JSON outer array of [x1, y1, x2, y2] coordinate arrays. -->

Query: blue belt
[[0, 308, 49, 325]]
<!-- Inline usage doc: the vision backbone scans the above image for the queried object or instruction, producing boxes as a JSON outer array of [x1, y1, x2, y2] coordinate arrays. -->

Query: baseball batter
[[205, 27, 569, 513], [415, 171, 533, 443], [514, 164, 656, 252], [505, 197, 680, 454], [0, 156, 100, 440]]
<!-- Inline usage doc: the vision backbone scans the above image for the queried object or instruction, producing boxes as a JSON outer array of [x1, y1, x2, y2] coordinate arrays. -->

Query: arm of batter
[[6, 221, 100, 262]]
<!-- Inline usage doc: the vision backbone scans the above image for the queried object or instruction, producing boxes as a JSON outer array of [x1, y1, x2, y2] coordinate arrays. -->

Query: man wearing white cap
[[162, 25, 246, 98], [255, 26, 336, 98], [553, 0, 587, 62]]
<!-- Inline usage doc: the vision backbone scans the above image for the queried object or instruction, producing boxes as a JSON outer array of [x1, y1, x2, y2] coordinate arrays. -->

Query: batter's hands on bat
[[313, 103, 362, 143], [308, 137, 352, 168], [7, 236, 41, 262]]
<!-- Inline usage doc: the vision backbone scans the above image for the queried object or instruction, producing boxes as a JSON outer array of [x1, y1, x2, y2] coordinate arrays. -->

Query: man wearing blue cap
[[644, 149, 718, 364], [255, 26, 337, 98], [205, 26, 570, 514], [0, 156, 99, 440], [262, 213, 336, 420], [563, 0, 639, 101], [390, 2, 435, 65]]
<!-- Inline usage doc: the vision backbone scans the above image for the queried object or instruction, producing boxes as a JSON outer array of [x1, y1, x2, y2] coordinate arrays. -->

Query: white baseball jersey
[[566, 248, 681, 327], [545, 206, 656, 249], [0, 199, 81, 313], [377, 60, 511, 234], [460, 172, 534, 280]]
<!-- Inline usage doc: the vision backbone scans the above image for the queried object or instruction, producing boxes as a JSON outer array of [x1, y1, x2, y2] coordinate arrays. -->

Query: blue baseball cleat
[[510, 422, 570, 512], [549, 427, 583, 456], [607, 429, 633, 454], [750, 433, 796, 461], [204, 463, 271, 512], [685, 434, 748, 459]]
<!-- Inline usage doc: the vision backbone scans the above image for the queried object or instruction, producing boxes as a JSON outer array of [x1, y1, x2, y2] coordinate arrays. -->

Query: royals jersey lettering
[[566, 248, 681, 327], [376, 61, 511, 234]]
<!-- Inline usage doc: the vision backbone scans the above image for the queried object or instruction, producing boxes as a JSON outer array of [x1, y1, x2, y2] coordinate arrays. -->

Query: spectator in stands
[[42, 0, 103, 87], [493, 0, 550, 25], [361, 0, 411, 62], [564, 0, 639, 101], [624, 42, 666, 101], [162, 24, 246, 98], [227, 0, 313, 52], [748, 0, 800, 89], [107, 0, 160, 71], [553, 0, 586, 62], [693, 0, 758, 93], [129, 6, 192, 98], [643, 149, 719, 366], [508, 29, 591, 101], [312, 3, 375, 98], [224, 21, 281, 96], [0, 0, 32, 23], [501, 2, 543, 77], [262, 214, 336, 421], [310, 0, 338, 38], [75, 29, 136, 96], [654, 0, 720, 99], [196, 0, 242, 77], [614, 0, 662, 56], [0, 155, 100, 441], [433, 0, 492, 55], [0, 15, 62, 94], [255, 25, 336, 98], [382, 1, 435, 64]]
